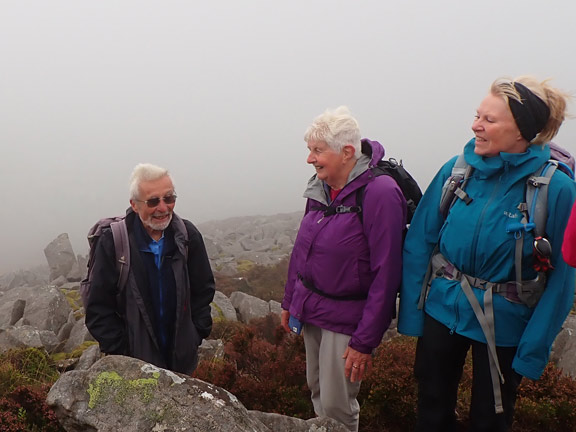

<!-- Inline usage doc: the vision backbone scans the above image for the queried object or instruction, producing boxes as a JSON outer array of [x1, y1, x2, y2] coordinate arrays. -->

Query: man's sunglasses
[[135, 194, 177, 208]]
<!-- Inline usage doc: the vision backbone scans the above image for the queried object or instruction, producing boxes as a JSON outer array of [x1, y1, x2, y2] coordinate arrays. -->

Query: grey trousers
[[303, 323, 361, 432]]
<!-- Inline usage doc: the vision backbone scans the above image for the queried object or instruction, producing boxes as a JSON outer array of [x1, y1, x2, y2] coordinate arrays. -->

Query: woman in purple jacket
[[281, 106, 406, 431]]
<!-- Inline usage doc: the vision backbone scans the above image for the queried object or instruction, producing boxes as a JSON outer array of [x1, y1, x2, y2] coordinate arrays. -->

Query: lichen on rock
[[87, 370, 158, 409]]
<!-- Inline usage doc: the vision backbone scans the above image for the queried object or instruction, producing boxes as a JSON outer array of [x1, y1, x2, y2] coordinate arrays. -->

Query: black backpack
[[313, 139, 422, 225]]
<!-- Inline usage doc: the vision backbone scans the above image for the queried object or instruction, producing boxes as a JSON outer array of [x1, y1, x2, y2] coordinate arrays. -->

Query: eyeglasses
[[135, 194, 177, 208]]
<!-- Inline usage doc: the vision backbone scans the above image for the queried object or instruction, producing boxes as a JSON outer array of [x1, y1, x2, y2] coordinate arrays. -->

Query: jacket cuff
[[512, 356, 543, 381], [348, 339, 374, 355]]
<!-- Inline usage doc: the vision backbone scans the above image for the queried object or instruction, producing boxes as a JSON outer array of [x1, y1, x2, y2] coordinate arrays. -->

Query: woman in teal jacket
[[398, 76, 576, 432]]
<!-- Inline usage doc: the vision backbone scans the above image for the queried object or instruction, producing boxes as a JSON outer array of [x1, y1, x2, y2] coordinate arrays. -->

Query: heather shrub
[[358, 337, 419, 431], [0, 385, 64, 432], [0, 348, 59, 396], [0, 348, 63, 431], [194, 319, 312, 418], [513, 364, 576, 431]]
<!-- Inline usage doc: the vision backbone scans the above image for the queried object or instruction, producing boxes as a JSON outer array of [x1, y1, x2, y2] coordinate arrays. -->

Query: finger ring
[[353, 364, 359, 369]]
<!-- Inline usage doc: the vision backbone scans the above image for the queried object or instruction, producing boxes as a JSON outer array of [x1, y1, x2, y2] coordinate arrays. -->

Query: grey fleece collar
[[303, 153, 371, 205]]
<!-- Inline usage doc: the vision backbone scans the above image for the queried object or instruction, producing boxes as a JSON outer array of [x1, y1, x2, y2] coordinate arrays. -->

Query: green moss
[[87, 371, 159, 409], [236, 259, 255, 273], [60, 289, 83, 312], [69, 341, 98, 358], [211, 302, 224, 321]]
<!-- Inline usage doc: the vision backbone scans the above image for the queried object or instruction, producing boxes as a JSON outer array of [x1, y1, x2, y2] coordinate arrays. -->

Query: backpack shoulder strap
[[110, 219, 130, 292], [172, 215, 190, 259], [526, 160, 558, 238], [439, 154, 474, 218]]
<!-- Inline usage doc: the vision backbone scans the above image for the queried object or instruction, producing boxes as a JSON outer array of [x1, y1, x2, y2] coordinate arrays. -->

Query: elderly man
[[86, 163, 215, 374]]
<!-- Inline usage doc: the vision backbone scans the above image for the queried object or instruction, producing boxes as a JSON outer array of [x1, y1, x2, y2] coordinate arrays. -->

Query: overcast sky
[[2, 0, 576, 274]]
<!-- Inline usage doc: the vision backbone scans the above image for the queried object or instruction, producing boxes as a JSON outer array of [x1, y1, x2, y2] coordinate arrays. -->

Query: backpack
[[311, 139, 423, 225], [79, 217, 130, 308], [79, 213, 191, 308]]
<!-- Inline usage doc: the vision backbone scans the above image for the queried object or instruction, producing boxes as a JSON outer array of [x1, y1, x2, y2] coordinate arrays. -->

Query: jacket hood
[[303, 138, 386, 204], [360, 138, 386, 166], [464, 138, 550, 179]]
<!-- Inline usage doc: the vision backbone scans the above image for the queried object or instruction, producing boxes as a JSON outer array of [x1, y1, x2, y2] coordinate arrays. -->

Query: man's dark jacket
[[85, 209, 215, 374]]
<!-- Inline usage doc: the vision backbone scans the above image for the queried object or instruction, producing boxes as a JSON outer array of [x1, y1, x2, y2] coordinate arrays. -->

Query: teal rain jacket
[[398, 139, 576, 380]]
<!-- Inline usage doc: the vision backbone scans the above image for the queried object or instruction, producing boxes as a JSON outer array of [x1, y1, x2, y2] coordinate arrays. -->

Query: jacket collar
[[464, 138, 550, 179], [303, 138, 385, 205]]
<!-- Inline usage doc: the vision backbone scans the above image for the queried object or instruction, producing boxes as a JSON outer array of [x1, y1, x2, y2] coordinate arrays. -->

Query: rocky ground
[[2, 211, 576, 431]]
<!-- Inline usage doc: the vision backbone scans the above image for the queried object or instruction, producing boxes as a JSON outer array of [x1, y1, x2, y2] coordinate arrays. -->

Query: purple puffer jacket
[[282, 139, 406, 354]]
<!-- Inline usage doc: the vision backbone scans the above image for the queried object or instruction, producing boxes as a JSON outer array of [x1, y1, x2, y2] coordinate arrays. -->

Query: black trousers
[[414, 314, 523, 432]]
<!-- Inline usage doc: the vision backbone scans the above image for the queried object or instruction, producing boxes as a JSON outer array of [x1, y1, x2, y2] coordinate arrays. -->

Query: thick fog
[[1, 0, 576, 274]]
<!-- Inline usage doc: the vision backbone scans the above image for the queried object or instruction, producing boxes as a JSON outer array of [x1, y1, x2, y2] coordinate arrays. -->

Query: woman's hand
[[343, 346, 373, 383], [281, 309, 291, 333]]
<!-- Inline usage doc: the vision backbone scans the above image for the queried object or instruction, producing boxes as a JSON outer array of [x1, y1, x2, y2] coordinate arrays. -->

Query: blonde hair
[[491, 76, 571, 144]]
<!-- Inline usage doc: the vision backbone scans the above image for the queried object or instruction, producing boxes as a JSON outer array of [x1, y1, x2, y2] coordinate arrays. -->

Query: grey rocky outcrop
[[46, 355, 348, 432], [44, 233, 83, 282], [0, 267, 49, 291], [198, 211, 301, 273], [0, 284, 72, 354]]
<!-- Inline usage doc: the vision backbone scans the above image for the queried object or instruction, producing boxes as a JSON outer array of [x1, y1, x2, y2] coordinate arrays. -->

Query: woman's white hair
[[304, 106, 362, 159], [129, 163, 174, 200]]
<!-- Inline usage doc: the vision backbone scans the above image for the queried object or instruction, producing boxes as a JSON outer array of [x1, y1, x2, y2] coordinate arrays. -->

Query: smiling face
[[306, 140, 351, 189], [472, 93, 527, 157], [130, 175, 175, 240]]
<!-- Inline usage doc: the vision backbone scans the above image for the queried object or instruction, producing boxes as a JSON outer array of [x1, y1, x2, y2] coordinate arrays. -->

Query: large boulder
[[551, 315, 576, 377], [44, 233, 82, 282], [230, 291, 274, 324], [0, 325, 60, 354], [46, 355, 347, 432], [0, 285, 71, 334], [211, 290, 238, 322]]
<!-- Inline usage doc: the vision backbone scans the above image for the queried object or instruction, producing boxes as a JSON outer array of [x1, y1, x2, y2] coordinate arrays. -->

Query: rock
[[47, 355, 271, 432], [76, 344, 102, 370], [0, 269, 48, 291], [269, 300, 282, 317], [0, 285, 71, 335], [44, 233, 82, 282], [198, 212, 301, 274], [64, 316, 95, 353], [551, 315, 576, 377], [47, 355, 343, 432], [250, 411, 348, 432], [211, 290, 238, 322], [0, 298, 26, 329], [198, 339, 225, 363], [230, 292, 271, 324], [0, 325, 60, 354]]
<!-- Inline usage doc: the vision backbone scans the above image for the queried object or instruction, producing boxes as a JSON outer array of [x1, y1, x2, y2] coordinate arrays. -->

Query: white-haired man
[[86, 163, 215, 374]]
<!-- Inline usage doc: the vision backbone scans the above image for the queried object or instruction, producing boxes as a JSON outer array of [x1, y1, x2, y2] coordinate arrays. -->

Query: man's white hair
[[129, 163, 174, 200]]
